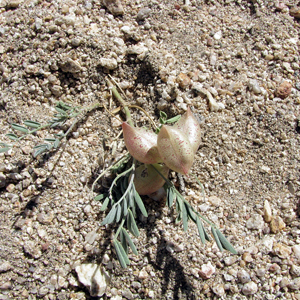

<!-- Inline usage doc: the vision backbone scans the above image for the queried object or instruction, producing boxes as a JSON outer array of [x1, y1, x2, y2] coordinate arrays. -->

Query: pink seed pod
[[122, 122, 162, 164], [157, 125, 194, 175], [134, 163, 169, 195], [174, 107, 201, 154]]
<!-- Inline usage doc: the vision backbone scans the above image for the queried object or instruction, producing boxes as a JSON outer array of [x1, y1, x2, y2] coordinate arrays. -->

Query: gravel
[[0, 0, 300, 299]]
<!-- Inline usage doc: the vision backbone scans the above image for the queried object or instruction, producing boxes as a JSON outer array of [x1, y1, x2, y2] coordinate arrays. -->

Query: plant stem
[[91, 153, 130, 192], [16, 124, 51, 141], [106, 78, 133, 127], [109, 163, 135, 200]]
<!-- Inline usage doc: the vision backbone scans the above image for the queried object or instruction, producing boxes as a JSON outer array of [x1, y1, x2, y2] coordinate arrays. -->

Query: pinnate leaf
[[133, 190, 148, 217], [121, 228, 138, 255], [166, 186, 176, 207], [101, 206, 117, 225], [196, 217, 206, 244], [120, 229, 128, 254], [24, 120, 41, 128], [6, 133, 19, 141], [127, 209, 139, 237], [0, 147, 11, 153], [211, 227, 223, 252], [215, 228, 237, 254], [11, 124, 28, 133], [113, 240, 129, 268]]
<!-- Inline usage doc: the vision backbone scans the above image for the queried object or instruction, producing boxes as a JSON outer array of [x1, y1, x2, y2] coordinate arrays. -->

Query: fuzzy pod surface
[[133, 163, 169, 195], [122, 122, 161, 164], [157, 125, 194, 175], [174, 107, 201, 154]]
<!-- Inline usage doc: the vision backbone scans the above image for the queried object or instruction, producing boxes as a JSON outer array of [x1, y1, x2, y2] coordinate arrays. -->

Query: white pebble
[[213, 31, 222, 40], [75, 264, 109, 297], [293, 245, 300, 260], [242, 281, 258, 295], [263, 200, 272, 223], [246, 214, 264, 230], [99, 58, 118, 70]]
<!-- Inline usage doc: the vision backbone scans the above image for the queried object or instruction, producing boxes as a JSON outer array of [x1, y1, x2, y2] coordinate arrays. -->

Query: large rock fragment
[[75, 263, 110, 297]]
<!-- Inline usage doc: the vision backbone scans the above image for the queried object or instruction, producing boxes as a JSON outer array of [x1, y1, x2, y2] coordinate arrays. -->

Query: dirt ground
[[0, 0, 300, 299]]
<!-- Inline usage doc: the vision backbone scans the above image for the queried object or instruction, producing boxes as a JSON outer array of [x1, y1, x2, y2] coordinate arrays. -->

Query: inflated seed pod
[[122, 122, 161, 164], [157, 125, 194, 175], [133, 163, 169, 195], [174, 107, 201, 154]]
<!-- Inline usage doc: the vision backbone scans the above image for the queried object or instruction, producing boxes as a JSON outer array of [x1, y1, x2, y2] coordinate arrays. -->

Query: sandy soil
[[0, 0, 300, 299]]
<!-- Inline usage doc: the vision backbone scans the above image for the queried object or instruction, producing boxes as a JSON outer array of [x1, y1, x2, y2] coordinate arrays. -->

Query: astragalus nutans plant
[[0, 78, 236, 268]]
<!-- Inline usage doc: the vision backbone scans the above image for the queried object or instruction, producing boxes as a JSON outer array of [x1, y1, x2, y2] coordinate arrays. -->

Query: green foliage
[[0, 101, 82, 156], [164, 183, 236, 254], [95, 159, 236, 268], [155, 111, 181, 134], [159, 111, 181, 125], [95, 160, 150, 267]]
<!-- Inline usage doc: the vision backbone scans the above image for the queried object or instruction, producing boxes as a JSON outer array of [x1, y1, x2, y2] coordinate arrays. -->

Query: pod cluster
[[122, 108, 201, 194]]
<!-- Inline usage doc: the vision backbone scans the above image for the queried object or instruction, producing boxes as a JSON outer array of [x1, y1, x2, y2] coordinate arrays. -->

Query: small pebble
[[242, 281, 258, 295], [85, 230, 98, 244], [237, 270, 251, 283], [71, 38, 81, 47], [291, 265, 300, 277], [280, 277, 290, 288], [59, 57, 82, 73], [256, 268, 266, 277], [242, 252, 253, 263], [213, 31, 222, 40], [7, 0, 22, 9], [293, 245, 300, 260], [270, 216, 286, 233], [23, 241, 42, 259], [273, 243, 292, 259], [99, 58, 118, 70], [212, 283, 225, 297], [199, 262, 215, 279], [224, 256, 237, 266], [61, 4, 69, 14], [0, 260, 12, 273], [50, 85, 63, 96], [102, 0, 124, 16], [38, 286, 49, 297], [176, 73, 191, 89], [263, 200, 272, 223], [75, 264, 109, 297], [138, 269, 149, 280], [288, 278, 300, 290], [136, 8, 151, 21], [269, 263, 280, 273], [208, 196, 222, 207], [246, 214, 264, 230], [122, 288, 133, 299], [276, 81, 292, 99], [275, 2, 287, 11], [290, 7, 300, 18], [37, 212, 54, 225], [248, 79, 262, 95], [0, 281, 12, 290]]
